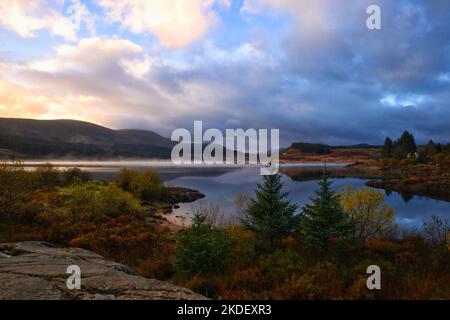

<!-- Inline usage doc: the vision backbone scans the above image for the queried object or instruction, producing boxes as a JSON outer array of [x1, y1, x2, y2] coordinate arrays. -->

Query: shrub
[[68, 215, 168, 264], [130, 169, 165, 202], [94, 184, 142, 218], [280, 262, 343, 299], [115, 168, 165, 202], [174, 213, 231, 278], [33, 164, 60, 190], [59, 182, 99, 218], [423, 215, 449, 250], [224, 268, 267, 299], [234, 192, 251, 221], [0, 163, 33, 222], [59, 182, 142, 219], [258, 249, 305, 283], [63, 168, 91, 186], [193, 204, 228, 227], [340, 186, 397, 241], [346, 276, 377, 300], [348, 259, 401, 299], [114, 167, 139, 192]]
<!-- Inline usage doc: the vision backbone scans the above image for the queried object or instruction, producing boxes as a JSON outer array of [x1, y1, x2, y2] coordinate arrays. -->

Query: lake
[[20, 160, 450, 229]]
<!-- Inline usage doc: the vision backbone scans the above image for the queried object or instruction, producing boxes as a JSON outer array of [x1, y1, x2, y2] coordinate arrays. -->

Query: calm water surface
[[21, 160, 450, 229]]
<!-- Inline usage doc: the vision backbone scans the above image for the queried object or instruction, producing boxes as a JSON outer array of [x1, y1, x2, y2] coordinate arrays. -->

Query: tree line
[[381, 130, 449, 160]]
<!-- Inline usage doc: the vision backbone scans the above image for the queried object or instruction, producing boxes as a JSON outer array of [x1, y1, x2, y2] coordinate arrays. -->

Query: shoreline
[[145, 187, 205, 230], [5, 158, 450, 208], [352, 161, 450, 202]]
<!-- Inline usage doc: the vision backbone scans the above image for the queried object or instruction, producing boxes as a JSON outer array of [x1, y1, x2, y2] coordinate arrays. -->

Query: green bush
[[258, 249, 305, 283], [174, 213, 231, 278], [114, 167, 139, 192], [0, 163, 33, 222], [94, 184, 142, 218], [33, 164, 60, 190], [63, 168, 91, 186], [131, 169, 165, 202], [59, 182, 142, 219], [115, 168, 165, 202]]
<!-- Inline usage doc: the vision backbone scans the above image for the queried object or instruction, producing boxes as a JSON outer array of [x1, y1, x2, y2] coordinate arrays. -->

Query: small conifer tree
[[242, 174, 298, 248], [299, 175, 354, 254]]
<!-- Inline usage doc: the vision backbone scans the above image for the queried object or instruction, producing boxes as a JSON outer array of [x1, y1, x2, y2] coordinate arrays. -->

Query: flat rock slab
[[0, 241, 206, 300]]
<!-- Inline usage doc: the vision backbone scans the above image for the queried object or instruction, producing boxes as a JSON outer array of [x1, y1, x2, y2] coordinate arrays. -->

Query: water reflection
[[17, 161, 450, 228], [168, 166, 449, 229]]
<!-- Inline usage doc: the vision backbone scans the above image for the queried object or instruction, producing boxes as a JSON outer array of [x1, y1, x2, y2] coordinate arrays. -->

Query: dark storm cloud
[[140, 0, 450, 146], [3, 1, 448, 146], [244, 0, 450, 145]]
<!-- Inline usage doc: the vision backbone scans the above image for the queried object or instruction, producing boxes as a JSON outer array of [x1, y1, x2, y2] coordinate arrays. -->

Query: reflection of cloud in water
[[23, 162, 448, 229], [209, 166, 264, 185], [399, 217, 421, 228], [169, 166, 450, 229]]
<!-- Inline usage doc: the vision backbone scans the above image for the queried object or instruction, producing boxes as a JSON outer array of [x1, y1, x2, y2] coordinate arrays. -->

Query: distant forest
[[289, 142, 381, 155], [0, 135, 172, 159]]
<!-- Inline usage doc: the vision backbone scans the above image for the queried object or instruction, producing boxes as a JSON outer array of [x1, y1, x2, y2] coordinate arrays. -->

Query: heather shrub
[[115, 167, 166, 202], [130, 169, 165, 202], [0, 163, 34, 222], [114, 167, 139, 192], [59, 182, 142, 219], [63, 167, 91, 186], [33, 164, 60, 190], [258, 249, 305, 283], [280, 262, 343, 299]]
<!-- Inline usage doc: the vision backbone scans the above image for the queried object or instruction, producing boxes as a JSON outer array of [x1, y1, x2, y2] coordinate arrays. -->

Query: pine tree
[[395, 130, 417, 157], [242, 174, 298, 248], [424, 139, 438, 157], [381, 137, 393, 158], [299, 175, 353, 253]]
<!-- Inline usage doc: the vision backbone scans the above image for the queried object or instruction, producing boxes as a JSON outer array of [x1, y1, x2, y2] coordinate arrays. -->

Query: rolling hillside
[[0, 118, 174, 159]]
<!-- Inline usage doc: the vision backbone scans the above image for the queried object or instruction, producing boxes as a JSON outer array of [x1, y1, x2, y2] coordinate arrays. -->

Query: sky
[[0, 0, 449, 146]]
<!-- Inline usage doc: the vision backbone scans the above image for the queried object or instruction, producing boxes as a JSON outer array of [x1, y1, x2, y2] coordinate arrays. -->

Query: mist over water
[[20, 161, 450, 229]]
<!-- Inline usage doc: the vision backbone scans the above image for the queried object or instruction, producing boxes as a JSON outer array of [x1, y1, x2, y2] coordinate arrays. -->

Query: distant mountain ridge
[[0, 118, 174, 159], [0, 117, 383, 160]]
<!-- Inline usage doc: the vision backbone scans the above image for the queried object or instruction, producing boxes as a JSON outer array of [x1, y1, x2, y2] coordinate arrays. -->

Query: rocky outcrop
[[142, 187, 205, 230], [0, 241, 206, 300], [164, 187, 205, 204]]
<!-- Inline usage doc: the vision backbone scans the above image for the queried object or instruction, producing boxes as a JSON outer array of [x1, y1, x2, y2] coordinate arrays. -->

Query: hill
[[0, 118, 174, 159]]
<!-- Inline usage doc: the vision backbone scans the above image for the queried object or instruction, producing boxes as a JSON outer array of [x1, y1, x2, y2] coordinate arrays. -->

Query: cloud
[[238, 0, 450, 142], [242, 0, 330, 30], [0, 0, 81, 41], [0, 1, 449, 145], [97, 0, 229, 48], [0, 74, 102, 121], [0, 37, 150, 125], [29, 37, 143, 73], [0, 37, 236, 133]]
